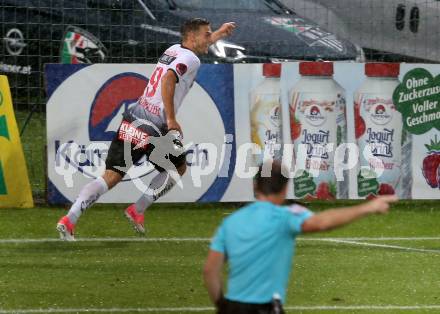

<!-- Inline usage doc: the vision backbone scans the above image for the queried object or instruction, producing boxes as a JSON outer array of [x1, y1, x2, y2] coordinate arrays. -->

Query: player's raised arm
[[301, 195, 398, 233], [210, 22, 236, 44]]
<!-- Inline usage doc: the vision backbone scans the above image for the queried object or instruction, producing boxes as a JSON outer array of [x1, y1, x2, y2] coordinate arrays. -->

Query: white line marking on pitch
[[285, 305, 440, 311], [0, 237, 440, 254], [304, 237, 440, 241], [0, 236, 440, 244], [2, 236, 438, 255], [0, 237, 210, 243], [0, 308, 212, 313], [320, 239, 440, 254], [3, 305, 440, 313]]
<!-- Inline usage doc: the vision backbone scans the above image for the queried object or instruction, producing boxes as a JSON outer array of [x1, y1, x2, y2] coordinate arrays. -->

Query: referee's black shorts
[[217, 298, 285, 314], [105, 120, 186, 176]]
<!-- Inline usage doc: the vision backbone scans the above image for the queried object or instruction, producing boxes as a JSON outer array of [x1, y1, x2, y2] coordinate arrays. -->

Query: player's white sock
[[67, 177, 109, 224], [134, 171, 176, 214]]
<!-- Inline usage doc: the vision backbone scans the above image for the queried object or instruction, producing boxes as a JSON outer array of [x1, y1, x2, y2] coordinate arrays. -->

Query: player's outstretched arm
[[203, 250, 225, 305], [301, 195, 398, 233], [210, 22, 236, 44]]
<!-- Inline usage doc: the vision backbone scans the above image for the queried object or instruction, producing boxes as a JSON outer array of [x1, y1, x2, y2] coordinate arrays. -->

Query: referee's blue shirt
[[210, 201, 313, 304]]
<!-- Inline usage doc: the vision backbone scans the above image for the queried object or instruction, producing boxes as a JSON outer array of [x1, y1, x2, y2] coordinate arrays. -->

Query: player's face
[[192, 25, 212, 55]]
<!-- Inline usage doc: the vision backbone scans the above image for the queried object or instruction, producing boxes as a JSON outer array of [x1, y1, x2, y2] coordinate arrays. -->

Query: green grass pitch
[[0, 201, 439, 314]]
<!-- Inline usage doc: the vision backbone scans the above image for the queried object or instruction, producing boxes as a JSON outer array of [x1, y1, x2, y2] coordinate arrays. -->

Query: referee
[[203, 161, 397, 314]]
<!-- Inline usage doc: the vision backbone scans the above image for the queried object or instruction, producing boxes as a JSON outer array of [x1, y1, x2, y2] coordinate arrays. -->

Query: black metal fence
[[1, 0, 439, 201]]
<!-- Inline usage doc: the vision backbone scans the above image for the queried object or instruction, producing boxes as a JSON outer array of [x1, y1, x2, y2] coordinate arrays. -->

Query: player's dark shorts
[[217, 298, 285, 314], [105, 118, 186, 176]]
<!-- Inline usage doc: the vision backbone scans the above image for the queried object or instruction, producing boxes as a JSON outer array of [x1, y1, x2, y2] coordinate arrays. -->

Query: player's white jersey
[[138, 44, 200, 121]]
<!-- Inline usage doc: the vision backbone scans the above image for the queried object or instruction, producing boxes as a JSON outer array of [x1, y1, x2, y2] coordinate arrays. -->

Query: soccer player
[[56, 18, 236, 241], [203, 161, 398, 314]]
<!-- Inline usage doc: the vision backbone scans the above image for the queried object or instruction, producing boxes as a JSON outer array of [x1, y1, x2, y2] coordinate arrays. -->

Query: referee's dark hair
[[181, 18, 210, 40], [254, 161, 289, 195]]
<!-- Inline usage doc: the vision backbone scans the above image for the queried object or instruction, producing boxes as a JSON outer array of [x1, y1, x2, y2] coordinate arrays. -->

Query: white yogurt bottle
[[354, 63, 411, 198], [290, 62, 347, 200], [250, 63, 283, 165]]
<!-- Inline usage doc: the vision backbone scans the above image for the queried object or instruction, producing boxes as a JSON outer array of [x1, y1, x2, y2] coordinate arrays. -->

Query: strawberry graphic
[[290, 104, 301, 140], [316, 182, 336, 200], [354, 102, 366, 139], [378, 183, 395, 195], [304, 194, 318, 201], [422, 136, 440, 188]]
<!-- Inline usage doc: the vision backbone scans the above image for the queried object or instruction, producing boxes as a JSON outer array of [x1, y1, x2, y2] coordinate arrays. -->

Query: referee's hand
[[367, 195, 398, 214]]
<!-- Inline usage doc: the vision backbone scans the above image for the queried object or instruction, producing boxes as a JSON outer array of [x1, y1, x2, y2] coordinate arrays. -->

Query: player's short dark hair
[[254, 161, 289, 195], [181, 18, 210, 39]]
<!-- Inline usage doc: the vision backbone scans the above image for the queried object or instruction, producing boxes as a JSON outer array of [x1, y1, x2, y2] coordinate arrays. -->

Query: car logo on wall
[[3, 28, 26, 56]]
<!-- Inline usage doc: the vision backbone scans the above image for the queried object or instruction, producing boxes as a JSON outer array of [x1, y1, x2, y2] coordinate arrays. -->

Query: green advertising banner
[[393, 68, 440, 134], [393, 67, 440, 198]]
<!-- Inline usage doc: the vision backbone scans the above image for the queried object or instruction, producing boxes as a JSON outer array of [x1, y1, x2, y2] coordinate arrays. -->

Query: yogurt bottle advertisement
[[234, 62, 440, 200], [289, 62, 347, 200], [354, 63, 412, 199]]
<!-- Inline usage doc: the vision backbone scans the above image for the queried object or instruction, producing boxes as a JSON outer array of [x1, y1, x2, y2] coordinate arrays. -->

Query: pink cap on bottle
[[263, 63, 281, 77], [365, 63, 400, 77], [299, 62, 333, 76]]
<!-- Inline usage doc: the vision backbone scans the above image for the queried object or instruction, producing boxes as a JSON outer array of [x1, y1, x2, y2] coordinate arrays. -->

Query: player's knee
[[102, 170, 123, 189]]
